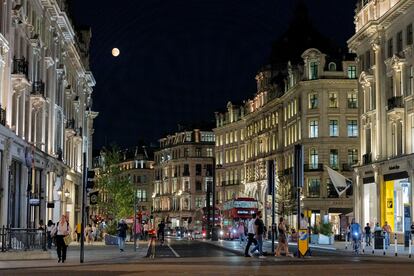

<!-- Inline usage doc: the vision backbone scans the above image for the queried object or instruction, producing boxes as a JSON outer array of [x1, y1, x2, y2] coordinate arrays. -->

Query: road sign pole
[[80, 152, 87, 263]]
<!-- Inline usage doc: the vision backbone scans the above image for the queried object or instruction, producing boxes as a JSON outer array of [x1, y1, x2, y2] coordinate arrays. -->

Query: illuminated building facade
[[152, 129, 215, 230], [0, 0, 97, 228], [349, 0, 414, 240]]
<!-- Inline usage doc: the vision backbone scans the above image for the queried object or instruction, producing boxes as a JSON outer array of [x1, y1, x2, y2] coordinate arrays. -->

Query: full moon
[[112, 48, 120, 57]]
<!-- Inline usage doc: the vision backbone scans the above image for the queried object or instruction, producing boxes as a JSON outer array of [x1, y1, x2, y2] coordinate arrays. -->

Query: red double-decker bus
[[221, 197, 258, 239]]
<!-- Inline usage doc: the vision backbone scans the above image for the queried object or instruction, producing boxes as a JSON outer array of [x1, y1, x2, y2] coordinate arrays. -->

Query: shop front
[[382, 172, 411, 238]]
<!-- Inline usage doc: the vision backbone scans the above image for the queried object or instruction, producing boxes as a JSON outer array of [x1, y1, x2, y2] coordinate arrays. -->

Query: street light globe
[[64, 189, 70, 198]]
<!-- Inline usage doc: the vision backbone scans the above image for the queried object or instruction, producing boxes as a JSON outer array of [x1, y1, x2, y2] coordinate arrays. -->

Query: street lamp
[[57, 187, 63, 196], [64, 189, 70, 198]]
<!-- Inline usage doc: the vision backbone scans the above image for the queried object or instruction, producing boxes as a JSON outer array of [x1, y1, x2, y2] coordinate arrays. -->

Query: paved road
[[1, 238, 414, 275]]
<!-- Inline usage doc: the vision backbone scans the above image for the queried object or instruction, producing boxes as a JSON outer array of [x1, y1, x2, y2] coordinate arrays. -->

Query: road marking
[[167, 243, 180, 258]]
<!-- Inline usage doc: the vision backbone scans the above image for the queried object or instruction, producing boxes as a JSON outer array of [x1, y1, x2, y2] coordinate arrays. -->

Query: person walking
[[364, 223, 371, 246], [46, 220, 54, 249], [250, 211, 265, 258], [382, 221, 392, 249], [51, 215, 71, 263], [117, 219, 128, 252], [75, 223, 81, 242], [244, 213, 257, 257], [275, 217, 293, 257], [238, 221, 245, 245], [143, 222, 149, 241]]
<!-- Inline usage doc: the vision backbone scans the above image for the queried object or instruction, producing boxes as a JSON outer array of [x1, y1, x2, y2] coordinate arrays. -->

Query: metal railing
[[1, 226, 47, 252], [0, 107, 6, 126], [32, 81, 45, 97], [12, 57, 28, 76], [387, 96, 403, 110], [304, 163, 324, 171]]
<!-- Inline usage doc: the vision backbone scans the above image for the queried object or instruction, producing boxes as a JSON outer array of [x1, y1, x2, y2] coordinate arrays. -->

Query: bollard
[[345, 232, 348, 250], [372, 233, 375, 255], [409, 233, 412, 259], [362, 235, 365, 253], [394, 233, 397, 257], [383, 234, 386, 255]]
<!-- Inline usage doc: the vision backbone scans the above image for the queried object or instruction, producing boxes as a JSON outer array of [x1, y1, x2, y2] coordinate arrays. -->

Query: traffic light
[[87, 170, 95, 189]]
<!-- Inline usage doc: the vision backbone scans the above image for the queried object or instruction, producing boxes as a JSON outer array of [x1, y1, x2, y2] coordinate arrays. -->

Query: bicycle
[[352, 236, 361, 255]]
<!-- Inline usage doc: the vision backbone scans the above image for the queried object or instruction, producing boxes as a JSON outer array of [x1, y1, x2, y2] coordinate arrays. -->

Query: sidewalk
[[0, 240, 149, 270]]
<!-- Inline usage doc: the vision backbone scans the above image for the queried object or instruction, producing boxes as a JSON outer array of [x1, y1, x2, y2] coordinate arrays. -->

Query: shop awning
[[326, 166, 352, 196]]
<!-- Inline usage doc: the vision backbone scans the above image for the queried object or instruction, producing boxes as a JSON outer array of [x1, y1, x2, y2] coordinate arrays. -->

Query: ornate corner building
[[0, 0, 98, 228], [349, 0, 414, 241], [214, 50, 359, 232]]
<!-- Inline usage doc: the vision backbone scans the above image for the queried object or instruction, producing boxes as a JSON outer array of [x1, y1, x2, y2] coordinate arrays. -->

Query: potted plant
[[310, 224, 320, 244], [318, 222, 334, 245]]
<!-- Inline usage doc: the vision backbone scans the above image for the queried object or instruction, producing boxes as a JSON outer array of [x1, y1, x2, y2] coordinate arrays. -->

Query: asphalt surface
[[1, 238, 414, 275]]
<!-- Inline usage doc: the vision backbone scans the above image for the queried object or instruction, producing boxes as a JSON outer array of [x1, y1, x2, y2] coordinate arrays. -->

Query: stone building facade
[[152, 129, 215, 230], [214, 49, 359, 232], [0, 0, 97, 228], [349, 0, 414, 240]]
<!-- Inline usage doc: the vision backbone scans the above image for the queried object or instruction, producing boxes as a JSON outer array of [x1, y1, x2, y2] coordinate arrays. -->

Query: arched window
[[328, 62, 337, 71]]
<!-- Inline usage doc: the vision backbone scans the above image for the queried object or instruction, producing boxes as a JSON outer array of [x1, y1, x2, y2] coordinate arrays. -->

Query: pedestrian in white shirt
[[244, 213, 258, 257]]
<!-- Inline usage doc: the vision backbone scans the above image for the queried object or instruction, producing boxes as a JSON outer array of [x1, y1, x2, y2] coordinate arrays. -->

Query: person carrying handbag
[[51, 215, 72, 263]]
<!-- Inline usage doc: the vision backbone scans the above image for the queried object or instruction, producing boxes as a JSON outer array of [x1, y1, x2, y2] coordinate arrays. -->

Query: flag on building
[[325, 166, 352, 196]]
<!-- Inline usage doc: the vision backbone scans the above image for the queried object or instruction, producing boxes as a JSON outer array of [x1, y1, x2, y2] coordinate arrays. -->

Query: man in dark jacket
[[117, 219, 128, 252]]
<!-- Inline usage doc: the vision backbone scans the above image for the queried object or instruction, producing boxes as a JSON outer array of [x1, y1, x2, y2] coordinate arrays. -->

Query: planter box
[[318, 234, 334, 245], [310, 234, 319, 244]]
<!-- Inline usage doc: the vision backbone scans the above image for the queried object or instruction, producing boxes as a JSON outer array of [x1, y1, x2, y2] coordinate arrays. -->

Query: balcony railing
[[12, 57, 28, 77], [0, 107, 6, 126], [31, 81, 45, 97], [221, 180, 241, 186], [362, 153, 372, 165], [387, 96, 403, 110], [342, 163, 356, 172], [66, 118, 75, 129], [304, 163, 324, 172]]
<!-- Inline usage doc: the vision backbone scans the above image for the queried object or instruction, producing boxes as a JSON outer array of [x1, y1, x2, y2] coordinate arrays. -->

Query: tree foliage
[[95, 147, 135, 220], [275, 175, 297, 218]]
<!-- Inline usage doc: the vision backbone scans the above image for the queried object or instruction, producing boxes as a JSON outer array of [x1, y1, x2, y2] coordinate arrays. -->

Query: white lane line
[[167, 243, 180, 258]]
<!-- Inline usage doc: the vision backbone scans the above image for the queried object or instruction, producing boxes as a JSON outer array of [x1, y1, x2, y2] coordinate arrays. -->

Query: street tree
[[95, 147, 135, 221]]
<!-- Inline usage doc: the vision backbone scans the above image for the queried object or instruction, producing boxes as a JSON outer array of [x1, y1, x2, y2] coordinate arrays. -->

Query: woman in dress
[[275, 217, 293, 257]]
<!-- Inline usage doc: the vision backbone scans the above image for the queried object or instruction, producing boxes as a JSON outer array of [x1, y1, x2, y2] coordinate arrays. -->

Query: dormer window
[[310, 61, 318, 80], [328, 62, 336, 71]]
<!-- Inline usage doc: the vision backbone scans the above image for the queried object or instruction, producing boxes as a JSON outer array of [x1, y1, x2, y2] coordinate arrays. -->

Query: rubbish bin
[[374, 231, 384, 249]]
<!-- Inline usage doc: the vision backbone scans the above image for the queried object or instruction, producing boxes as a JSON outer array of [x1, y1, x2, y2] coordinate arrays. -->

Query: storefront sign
[[384, 181, 395, 229]]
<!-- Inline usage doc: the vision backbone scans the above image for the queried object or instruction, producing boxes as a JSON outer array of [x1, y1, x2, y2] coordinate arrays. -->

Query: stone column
[[372, 42, 383, 160]]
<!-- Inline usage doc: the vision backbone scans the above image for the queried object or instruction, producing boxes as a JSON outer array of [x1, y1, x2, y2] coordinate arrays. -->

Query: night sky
[[70, 0, 356, 149]]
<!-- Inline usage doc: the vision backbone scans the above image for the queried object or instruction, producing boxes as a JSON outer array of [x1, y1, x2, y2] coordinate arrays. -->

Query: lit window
[[329, 120, 339, 137], [347, 92, 358, 108], [329, 92, 338, 108], [307, 178, 320, 198], [348, 65, 357, 79], [330, 149, 338, 169], [347, 149, 358, 165], [310, 148, 318, 168], [310, 61, 318, 80], [309, 120, 319, 138], [309, 93, 318, 109], [347, 120, 358, 137]]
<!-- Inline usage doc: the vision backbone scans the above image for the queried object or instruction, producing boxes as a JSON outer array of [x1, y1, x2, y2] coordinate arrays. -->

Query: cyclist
[[157, 220, 166, 245], [350, 218, 362, 254]]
